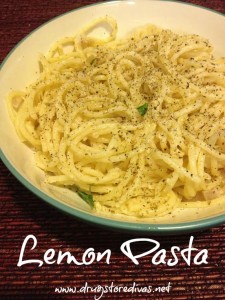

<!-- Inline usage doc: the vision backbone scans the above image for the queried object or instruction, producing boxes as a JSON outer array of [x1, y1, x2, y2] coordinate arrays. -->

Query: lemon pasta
[[7, 16, 225, 217]]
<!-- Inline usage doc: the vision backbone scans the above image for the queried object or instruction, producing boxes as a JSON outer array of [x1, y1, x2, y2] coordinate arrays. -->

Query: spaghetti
[[8, 16, 225, 217]]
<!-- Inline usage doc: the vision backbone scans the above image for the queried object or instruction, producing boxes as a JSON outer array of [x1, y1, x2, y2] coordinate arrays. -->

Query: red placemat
[[1, 1, 225, 299]]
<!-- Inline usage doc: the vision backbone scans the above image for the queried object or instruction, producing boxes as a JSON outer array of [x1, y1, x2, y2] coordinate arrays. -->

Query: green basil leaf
[[77, 190, 94, 208], [137, 103, 148, 116]]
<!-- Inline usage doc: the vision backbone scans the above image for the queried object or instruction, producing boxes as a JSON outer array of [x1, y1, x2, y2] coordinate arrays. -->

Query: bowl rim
[[0, 0, 225, 234]]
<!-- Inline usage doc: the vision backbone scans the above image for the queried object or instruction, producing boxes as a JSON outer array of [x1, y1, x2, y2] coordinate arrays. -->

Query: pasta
[[7, 16, 225, 217]]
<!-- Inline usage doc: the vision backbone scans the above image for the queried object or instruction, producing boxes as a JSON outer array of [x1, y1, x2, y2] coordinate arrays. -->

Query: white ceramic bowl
[[1, 0, 225, 234]]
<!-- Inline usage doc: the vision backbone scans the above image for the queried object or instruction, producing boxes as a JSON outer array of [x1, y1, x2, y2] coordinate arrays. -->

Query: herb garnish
[[137, 103, 148, 116], [77, 190, 94, 208]]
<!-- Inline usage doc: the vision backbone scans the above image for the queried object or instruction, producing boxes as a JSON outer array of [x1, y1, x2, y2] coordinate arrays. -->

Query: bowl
[[0, 0, 225, 234]]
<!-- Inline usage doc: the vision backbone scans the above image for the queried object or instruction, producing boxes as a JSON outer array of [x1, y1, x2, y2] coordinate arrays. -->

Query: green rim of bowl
[[1, 0, 225, 234]]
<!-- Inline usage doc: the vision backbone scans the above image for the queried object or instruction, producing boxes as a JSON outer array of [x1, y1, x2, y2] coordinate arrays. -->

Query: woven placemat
[[0, 1, 225, 299]]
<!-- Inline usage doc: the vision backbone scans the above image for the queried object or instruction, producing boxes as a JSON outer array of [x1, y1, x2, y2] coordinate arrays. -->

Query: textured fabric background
[[0, 0, 225, 299]]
